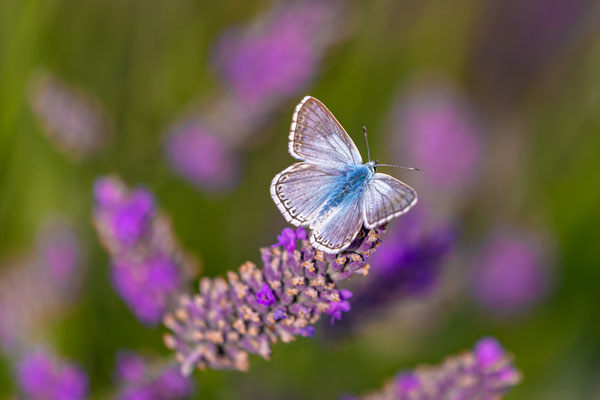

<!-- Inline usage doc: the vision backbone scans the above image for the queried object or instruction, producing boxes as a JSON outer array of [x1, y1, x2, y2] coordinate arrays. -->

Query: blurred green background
[[1, 0, 600, 398]]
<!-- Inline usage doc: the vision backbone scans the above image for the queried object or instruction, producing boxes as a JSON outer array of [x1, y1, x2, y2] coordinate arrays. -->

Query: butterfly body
[[271, 96, 417, 254], [319, 163, 373, 216]]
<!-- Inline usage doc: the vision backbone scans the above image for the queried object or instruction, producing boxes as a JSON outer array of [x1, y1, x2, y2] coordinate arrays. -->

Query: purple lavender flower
[[28, 70, 109, 160], [112, 255, 182, 325], [163, 226, 385, 373], [326, 289, 353, 325], [35, 218, 83, 292], [358, 337, 521, 399], [165, 119, 240, 192], [213, 0, 348, 105], [0, 219, 84, 354], [215, 24, 315, 104], [17, 350, 88, 400], [94, 177, 155, 248], [394, 82, 483, 191], [93, 176, 194, 325], [256, 283, 277, 306], [273, 227, 307, 253], [471, 228, 552, 316], [116, 351, 193, 400]]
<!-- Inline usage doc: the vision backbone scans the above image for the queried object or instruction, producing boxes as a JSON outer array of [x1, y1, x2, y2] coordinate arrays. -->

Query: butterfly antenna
[[363, 126, 371, 162], [376, 163, 423, 172]]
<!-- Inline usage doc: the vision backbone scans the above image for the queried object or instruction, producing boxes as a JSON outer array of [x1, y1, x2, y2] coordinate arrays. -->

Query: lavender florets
[[163, 225, 385, 374], [358, 337, 521, 400]]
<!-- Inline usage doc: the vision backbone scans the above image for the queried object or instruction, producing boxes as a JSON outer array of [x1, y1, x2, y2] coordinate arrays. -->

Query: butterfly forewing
[[289, 96, 362, 167], [270, 162, 343, 226], [362, 173, 418, 229], [310, 195, 364, 253]]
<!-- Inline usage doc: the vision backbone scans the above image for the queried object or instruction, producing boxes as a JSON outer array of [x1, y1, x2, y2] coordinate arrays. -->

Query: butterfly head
[[366, 160, 377, 173]]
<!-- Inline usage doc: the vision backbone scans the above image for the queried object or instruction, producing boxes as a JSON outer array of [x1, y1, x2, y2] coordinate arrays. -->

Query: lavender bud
[[163, 225, 385, 374]]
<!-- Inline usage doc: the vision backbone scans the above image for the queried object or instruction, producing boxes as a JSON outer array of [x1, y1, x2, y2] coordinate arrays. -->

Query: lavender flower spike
[[93, 176, 196, 325], [358, 337, 521, 400], [163, 226, 385, 374]]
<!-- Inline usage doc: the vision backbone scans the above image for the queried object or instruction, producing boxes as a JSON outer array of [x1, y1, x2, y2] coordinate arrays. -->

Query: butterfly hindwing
[[270, 162, 343, 227], [362, 173, 418, 229], [289, 96, 362, 167], [310, 194, 364, 253]]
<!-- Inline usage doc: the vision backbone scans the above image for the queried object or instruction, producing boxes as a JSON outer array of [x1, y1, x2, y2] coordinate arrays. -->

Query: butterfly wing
[[309, 194, 364, 253], [289, 96, 362, 167], [270, 162, 343, 227], [362, 173, 418, 229]]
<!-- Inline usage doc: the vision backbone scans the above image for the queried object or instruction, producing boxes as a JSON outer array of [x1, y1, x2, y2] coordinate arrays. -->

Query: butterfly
[[270, 96, 418, 254]]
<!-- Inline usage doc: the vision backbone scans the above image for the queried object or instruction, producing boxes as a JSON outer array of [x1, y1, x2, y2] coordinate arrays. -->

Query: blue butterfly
[[271, 96, 418, 254]]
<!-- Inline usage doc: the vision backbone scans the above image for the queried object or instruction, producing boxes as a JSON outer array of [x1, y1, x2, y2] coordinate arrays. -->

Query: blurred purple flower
[[93, 176, 195, 325], [333, 208, 456, 332], [94, 177, 155, 248], [213, 0, 348, 105], [358, 337, 520, 399], [111, 191, 154, 247], [28, 70, 109, 160], [165, 119, 239, 192], [35, 218, 84, 291], [215, 25, 315, 103], [395, 83, 483, 191], [163, 226, 385, 373], [471, 229, 552, 315], [17, 350, 88, 400], [273, 227, 307, 253], [326, 289, 353, 325], [112, 255, 182, 325], [116, 351, 193, 400], [116, 352, 147, 383], [0, 219, 83, 354]]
